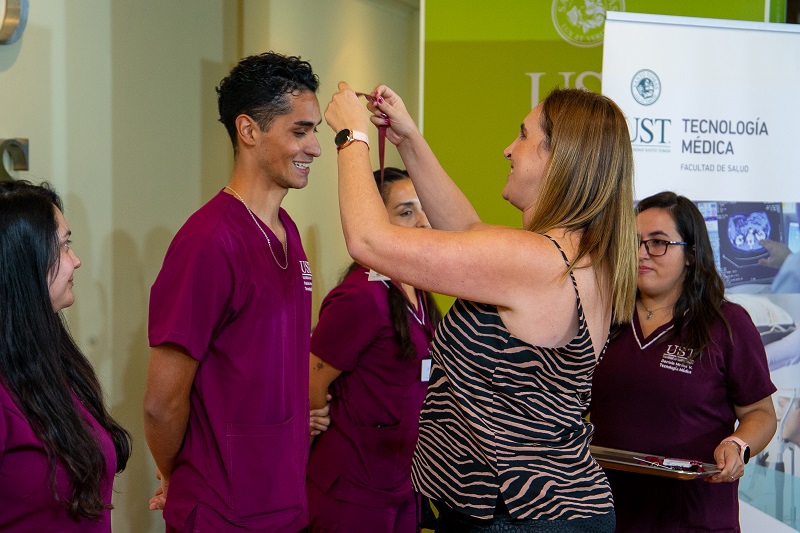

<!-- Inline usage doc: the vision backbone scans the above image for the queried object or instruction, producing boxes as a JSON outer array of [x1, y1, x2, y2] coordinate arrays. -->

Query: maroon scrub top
[[591, 302, 776, 532], [308, 267, 435, 507], [0, 382, 116, 532], [149, 192, 312, 532]]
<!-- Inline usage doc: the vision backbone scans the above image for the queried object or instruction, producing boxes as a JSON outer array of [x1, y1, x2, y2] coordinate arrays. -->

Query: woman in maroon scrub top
[[308, 168, 442, 532], [0, 181, 131, 532], [591, 192, 777, 532]]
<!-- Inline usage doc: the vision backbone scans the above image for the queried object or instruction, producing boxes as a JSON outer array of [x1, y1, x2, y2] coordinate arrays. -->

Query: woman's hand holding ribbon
[[366, 84, 421, 148]]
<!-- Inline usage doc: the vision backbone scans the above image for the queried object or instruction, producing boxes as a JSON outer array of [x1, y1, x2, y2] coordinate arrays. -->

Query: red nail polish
[[384, 118, 390, 125], [380, 113, 388, 119], [377, 96, 384, 104]]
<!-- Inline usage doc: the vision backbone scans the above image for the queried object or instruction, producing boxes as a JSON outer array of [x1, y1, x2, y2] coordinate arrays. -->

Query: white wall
[[0, 0, 419, 531], [242, 0, 421, 310]]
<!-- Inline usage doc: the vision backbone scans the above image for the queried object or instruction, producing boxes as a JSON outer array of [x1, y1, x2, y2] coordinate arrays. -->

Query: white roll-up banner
[[604, 12, 800, 531]]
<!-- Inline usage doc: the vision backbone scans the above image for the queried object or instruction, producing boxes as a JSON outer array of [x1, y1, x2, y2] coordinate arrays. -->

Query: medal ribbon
[[356, 92, 387, 184]]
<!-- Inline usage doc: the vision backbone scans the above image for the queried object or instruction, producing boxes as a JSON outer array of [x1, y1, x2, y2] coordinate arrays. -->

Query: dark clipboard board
[[590, 445, 721, 480]]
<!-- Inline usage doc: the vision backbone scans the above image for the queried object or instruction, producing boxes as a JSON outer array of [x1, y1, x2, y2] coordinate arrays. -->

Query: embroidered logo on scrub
[[659, 344, 695, 374], [300, 260, 312, 292]]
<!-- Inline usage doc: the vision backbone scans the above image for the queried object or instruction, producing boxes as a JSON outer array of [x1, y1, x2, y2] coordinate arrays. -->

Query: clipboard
[[590, 445, 721, 480]]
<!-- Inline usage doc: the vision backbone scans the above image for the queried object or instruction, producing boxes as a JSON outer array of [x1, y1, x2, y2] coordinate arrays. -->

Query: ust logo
[[631, 69, 661, 106], [526, 71, 601, 107], [299, 260, 312, 292], [664, 344, 694, 359], [660, 344, 695, 374], [629, 117, 671, 146], [551, 0, 625, 48]]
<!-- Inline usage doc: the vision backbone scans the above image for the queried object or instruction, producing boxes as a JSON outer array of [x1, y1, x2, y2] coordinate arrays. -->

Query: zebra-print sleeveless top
[[411, 236, 613, 521]]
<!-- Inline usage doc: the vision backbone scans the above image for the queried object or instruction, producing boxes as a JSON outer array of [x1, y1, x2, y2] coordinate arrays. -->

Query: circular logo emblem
[[551, 0, 625, 48], [630, 69, 661, 106]]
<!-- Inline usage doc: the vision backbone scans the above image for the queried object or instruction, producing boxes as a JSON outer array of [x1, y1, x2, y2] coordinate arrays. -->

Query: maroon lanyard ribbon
[[356, 92, 387, 184]]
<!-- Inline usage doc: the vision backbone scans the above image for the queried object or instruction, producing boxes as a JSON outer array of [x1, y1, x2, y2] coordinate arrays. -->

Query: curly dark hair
[[0, 180, 132, 520], [216, 51, 319, 152]]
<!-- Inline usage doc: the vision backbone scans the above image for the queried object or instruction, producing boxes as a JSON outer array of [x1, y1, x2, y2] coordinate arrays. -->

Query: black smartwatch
[[334, 129, 369, 151]]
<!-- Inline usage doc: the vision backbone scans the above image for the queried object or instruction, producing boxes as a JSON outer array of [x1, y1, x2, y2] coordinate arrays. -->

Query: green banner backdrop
[[422, 3, 793, 531], [423, 0, 774, 230]]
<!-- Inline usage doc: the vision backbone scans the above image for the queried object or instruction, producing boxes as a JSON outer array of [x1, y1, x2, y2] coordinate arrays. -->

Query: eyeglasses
[[639, 239, 687, 256]]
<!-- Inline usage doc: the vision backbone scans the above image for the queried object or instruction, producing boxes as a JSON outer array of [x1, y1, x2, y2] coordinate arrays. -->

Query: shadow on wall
[[108, 226, 175, 533], [60, 194, 169, 531], [304, 224, 326, 326], [200, 57, 235, 205], [61, 193, 110, 385]]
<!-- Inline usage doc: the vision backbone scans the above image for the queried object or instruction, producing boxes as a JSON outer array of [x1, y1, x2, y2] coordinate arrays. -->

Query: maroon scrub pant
[[307, 479, 418, 533]]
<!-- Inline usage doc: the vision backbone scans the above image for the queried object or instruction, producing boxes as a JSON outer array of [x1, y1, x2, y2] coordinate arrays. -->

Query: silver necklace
[[225, 186, 288, 270], [638, 300, 672, 320]]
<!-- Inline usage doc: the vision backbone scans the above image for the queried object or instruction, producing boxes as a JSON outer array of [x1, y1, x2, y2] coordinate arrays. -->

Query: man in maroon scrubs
[[144, 52, 321, 532]]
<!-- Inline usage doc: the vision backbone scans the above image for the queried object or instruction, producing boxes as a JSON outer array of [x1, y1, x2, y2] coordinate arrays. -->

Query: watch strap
[[722, 436, 750, 464], [348, 130, 369, 146]]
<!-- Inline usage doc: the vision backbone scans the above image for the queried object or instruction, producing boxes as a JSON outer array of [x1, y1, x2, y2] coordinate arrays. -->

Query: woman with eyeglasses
[[590, 191, 777, 532]]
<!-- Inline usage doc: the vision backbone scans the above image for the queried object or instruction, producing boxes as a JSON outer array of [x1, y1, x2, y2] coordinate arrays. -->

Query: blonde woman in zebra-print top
[[325, 83, 637, 531]]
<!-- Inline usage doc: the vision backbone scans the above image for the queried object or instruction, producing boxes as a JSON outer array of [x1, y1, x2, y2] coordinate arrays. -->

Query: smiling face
[[48, 207, 81, 313], [637, 207, 689, 302], [502, 104, 551, 221], [383, 178, 430, 229], [254, 90, 322, 191]]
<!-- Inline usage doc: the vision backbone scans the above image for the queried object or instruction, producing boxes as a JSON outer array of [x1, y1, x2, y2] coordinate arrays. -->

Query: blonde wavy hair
[[525, 88, 637, 325]]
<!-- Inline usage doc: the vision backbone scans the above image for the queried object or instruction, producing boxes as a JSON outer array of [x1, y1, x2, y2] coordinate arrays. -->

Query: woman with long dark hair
[[591, 191, 777, 532], [307, 168, 442, 532], [0, 180, 132, 531]]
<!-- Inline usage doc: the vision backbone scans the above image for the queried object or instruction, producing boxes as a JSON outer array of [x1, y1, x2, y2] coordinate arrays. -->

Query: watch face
[[743, 446, 751, 464], [335, 129, 351, 147]]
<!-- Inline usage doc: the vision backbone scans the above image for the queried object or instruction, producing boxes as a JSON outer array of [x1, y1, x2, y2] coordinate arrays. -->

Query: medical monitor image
[[696, 201, 783, 288], [788, 221, 800, 254]]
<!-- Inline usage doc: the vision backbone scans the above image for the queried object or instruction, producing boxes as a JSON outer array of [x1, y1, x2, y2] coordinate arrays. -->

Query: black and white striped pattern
[[411, 257, 613, 521]]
